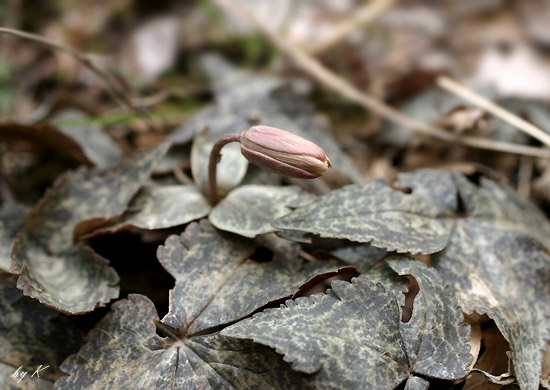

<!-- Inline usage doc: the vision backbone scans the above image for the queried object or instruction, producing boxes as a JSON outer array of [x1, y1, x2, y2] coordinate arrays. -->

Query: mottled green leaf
[[397, 170, 550, 390], [433, 223, 550, 390], [85, 185, 211, 236], [418, 172, 550, 390], [223, 258, 471, 390], [26, 143, 170, 254], [191, 127, 247, 199], [55, 294, 307, 390], [10, 234, 119, 314], [55, 294, 191, 390], [0, 205, 27, 272], [0, 273, 84, 388], [209, 185, 314, 238], [223, 274, 408, 389], [274, 174, 454, 254], [158, 220, 339, 333], [358, 265, 408, 308], [52, 110, 123, 168], [387, 258, 472, 380]]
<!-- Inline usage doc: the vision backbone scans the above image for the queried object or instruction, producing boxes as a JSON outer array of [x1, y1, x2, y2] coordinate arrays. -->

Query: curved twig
[[213, 0, 550, 159]]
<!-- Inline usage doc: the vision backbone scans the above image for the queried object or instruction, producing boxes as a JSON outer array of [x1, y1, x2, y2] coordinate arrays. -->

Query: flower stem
[[208, 133, 241, 205]]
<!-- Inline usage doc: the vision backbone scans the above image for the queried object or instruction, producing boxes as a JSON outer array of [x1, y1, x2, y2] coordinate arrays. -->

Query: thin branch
[[437, 76, 550, 148], [307, 0, 395, 55], [173, 165, 194, 186], [0, 27, 145, 117], [213, 0, 550, 159]]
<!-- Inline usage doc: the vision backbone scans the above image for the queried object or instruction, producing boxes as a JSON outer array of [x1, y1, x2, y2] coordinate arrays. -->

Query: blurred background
[[1, 0, 550, 205]]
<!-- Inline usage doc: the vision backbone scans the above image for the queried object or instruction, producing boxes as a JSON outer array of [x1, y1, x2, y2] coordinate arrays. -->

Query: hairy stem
[[208, 133, 241, 205]]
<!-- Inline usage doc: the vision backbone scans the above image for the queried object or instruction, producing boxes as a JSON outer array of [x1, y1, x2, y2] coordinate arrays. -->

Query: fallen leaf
[[0, 110, 122, 168], [463, 325, 511, 390]]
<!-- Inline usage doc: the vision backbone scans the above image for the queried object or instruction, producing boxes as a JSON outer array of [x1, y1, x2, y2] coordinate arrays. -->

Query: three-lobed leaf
[[56, 221, 332, 389], [222, 257, 471, 389]]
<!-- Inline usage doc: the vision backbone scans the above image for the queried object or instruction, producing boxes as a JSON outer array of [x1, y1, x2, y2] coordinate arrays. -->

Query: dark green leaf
[[274, 174, 454, 254], [10, 234, 119, 314], [209, 185, 314, 238], [26, 143, 170, 254], [223, 257, 471, 389]]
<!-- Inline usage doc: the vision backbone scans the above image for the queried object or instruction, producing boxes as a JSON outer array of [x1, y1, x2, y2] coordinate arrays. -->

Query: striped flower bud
[[239, 125, 332, 179]]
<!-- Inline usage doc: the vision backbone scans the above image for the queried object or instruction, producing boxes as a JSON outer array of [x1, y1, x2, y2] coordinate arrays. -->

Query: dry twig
[[307, 0, 395, 55], [438, 76, 550, 148], [213, 0, 550, 159]]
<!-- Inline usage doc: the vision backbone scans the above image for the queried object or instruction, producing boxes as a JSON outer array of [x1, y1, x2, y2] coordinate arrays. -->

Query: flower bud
[[239, 125, 332, 179]]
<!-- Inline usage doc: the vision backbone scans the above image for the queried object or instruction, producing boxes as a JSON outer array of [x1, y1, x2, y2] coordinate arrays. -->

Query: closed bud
[[239, 125, 332, 179]]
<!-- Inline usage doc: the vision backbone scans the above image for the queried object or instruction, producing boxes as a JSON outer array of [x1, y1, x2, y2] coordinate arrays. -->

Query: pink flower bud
[[239, 125, 332, 179]]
